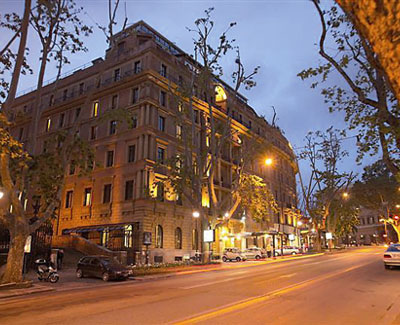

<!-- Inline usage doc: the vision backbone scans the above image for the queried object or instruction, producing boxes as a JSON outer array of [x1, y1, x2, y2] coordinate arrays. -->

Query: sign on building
[[203, 229, 215, 242]]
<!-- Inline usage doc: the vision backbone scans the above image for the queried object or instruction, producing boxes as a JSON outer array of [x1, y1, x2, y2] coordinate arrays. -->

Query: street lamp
[[224, 212, 229, 218], [0, 190, 4, 200], [265, 158, 273, 166], [297, 221, 303, 226], [192, 211, 200, 218], [342, 192, 349, 199]]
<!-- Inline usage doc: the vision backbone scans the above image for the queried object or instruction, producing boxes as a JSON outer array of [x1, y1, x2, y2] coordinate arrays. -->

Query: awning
[[62, 223, 132, 234]]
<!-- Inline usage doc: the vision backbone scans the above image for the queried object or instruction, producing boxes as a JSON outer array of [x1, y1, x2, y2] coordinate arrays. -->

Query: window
[[106, 150, 114, 167], [157, 182, 164, 202], [83, 188, 92, 206], [128, 145, 136, 163], [160, 91, 166, 106], [59, 113, 65, 128], [63, 89, 68, 101], [132, 87, 139, 104], [131, 115, 138, 128], [65, 191, 73, 208], [157, 147, 165, 164], [45, 118, 51, 132], [103, 184, 112, 203], [178, 75, 183, 86], [134, 60, 141, 73], [158, 116, 165, 131], [194, 110, 199, 124], [192, 229, 199, 250], [109, 120, 117, 135], [156, 225, 163, 248], [92, 101, 99, 117], [111, 94, 118, 109], [90, 126, 97, 140], [69, 161, 75, 175], [176, 124, 182, 139], [18, 127, 23, 141], [117, 41, 125, 54], [239, 114, 242, 123], [114, 68, 120, 81], [160, 64, 167, 77], [125, 180, 134, 200], [175, 227, 182, 249], [49, 94, 54, 106], [79, 82, 84, 94], [249, 120, 252, 129], [75, 107, 81, 120]]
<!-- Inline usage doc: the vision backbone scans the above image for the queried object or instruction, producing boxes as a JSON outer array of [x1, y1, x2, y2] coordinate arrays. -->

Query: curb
[[0, 285, 55, 300]]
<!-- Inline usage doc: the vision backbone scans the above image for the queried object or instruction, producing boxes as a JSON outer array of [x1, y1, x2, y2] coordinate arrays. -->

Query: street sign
[[143, 232, 152, 245], [203, 229, 215, 242]]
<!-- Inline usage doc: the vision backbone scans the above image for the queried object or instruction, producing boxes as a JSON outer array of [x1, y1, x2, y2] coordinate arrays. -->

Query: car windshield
[[387, 245, 400, 252]]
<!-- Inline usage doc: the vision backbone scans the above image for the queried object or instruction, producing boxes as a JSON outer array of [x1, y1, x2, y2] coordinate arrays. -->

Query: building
[[10, 21, 299, 264]]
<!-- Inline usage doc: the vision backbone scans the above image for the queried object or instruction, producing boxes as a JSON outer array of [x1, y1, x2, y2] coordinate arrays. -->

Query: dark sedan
[[76, 256, 131, 281]]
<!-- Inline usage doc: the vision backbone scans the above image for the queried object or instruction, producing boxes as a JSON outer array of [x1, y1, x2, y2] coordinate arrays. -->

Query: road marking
[[174, 261, 374, 324], [278, 273, 297, 278]]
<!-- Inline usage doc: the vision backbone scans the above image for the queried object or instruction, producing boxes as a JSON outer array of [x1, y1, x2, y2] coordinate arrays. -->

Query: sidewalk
[[0, 252, 325, 300]]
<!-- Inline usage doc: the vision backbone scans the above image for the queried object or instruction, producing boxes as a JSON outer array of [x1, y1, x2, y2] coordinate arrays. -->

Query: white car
[[275, 246, 301, 256], [383, 244, 400, 269], [222, 248, 247, 262]]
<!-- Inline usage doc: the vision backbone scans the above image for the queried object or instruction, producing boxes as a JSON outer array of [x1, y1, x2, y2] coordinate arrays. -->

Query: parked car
[[222, 248, 247, 262], [274, 246, 301, 256], [243, 247, 266, 260], [76, 256, 131, 281], [383, 244, 400, 269]]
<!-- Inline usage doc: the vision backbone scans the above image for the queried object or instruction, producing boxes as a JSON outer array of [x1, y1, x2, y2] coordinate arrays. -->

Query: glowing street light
[[297, 221, 303, 226], [192, 211, 200, 218], [342, 192, 349, 199], [0, 190, 4, 200], [224, 212, 229, 218], [396, 204, 400, 209], [265, 158, 273, 166]]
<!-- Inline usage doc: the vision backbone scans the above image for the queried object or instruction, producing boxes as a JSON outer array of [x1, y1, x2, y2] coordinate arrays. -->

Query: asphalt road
[[0, 246, 398, 325]]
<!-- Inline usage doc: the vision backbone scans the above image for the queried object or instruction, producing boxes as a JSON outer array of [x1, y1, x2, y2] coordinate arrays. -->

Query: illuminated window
[[45, 118, 51, 132], [215, 85, 227, 102], [92, 101, 99, 117], [83, 188, 92, 206], [156, 225, 163, 248], [176, 124, 182, 139], [206, 135, 210, 147], [175, 227, 182, 249]]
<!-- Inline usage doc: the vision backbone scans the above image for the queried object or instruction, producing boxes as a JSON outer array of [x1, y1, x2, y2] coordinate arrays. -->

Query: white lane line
[[278, 273, 297, 279]]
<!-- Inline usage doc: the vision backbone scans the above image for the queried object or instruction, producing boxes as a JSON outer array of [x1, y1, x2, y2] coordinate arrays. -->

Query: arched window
[[192, 229, 199, 250], [156, 225, 163, 248], [175, 227, 182, 249]]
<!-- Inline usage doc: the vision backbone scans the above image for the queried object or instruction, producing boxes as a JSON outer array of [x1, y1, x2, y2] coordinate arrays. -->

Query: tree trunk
[[314, 230, 323, 252], [0, 228, 29, 284]]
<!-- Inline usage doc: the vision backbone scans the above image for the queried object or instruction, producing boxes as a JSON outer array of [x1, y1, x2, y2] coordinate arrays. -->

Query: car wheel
[[76, 269, 84, 278], [102, 272, 110, 282], [255, 255, 261, 260], [236, 257, 241, 262], [385, 264, 391, 270], [222, 256, 228, 262]]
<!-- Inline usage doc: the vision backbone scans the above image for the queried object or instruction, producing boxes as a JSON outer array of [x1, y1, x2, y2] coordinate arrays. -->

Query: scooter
[[34, 259, 59, 283]]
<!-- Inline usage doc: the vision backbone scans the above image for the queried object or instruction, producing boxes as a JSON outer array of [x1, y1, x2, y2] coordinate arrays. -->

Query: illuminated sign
[[203, 229, 215, 242]]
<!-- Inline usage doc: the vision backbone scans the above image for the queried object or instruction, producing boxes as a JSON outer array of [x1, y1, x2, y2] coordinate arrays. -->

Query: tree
[[328, 195, 359, 242], [337, 0, 400, 103], [298, 1, 400, 182], [352, 160, 400, 240], [298, 128, 355, 251]]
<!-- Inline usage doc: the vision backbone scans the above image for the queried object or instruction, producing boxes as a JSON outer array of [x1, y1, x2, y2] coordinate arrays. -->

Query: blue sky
[[1, 0, 376, 179]]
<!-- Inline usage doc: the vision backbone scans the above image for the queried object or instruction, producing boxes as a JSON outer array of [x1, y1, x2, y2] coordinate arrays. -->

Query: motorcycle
[[34, 259, 59, 283]]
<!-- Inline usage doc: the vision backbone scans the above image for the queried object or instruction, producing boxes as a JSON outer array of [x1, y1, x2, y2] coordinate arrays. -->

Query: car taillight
[[384, 254, 392, 258]]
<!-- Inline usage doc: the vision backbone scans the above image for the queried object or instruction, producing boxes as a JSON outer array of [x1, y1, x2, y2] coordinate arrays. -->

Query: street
[[0, 247, 399, 324]]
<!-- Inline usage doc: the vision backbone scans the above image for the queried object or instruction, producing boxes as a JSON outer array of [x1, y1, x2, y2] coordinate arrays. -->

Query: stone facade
[[10, 21, 298, 264]]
